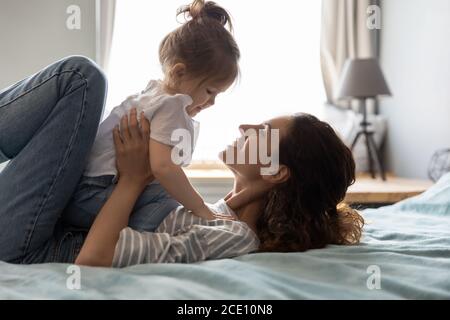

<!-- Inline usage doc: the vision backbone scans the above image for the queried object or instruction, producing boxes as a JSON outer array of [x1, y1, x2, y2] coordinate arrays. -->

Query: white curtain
[[96, 0, 116, 73], [320, 0, 380, 110]]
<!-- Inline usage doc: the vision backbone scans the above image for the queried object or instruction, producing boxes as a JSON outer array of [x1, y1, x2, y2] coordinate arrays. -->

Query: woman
[[0, 56, 363, 266]]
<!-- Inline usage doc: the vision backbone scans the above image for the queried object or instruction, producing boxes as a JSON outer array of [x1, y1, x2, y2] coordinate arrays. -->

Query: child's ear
[[170, 63, 187, 81]]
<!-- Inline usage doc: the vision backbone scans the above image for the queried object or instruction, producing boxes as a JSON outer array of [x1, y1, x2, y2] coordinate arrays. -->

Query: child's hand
[[113, 108, 154, 190]]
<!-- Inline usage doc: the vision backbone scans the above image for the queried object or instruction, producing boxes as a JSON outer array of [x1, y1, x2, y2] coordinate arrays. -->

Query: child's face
[[179, 77, 234, 117]]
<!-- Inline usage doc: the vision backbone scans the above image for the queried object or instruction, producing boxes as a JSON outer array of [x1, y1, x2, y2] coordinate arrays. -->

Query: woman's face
[[219, 115, 293, 181]]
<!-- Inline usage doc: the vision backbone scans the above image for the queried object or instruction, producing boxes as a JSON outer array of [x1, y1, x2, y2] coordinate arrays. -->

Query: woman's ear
[[261, 164, 290, 185]]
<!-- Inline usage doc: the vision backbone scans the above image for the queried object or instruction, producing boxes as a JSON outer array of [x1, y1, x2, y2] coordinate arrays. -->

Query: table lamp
[[335, 58, 392, 180]]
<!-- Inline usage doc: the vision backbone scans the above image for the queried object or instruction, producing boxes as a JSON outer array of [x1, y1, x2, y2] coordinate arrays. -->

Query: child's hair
[[159, 0, 240, 85]]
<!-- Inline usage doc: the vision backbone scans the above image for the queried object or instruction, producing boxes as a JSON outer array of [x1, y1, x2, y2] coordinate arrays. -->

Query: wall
[[0, 0, 96, 171], [380, 0, 450, 179], [0, 0, 96, 88]]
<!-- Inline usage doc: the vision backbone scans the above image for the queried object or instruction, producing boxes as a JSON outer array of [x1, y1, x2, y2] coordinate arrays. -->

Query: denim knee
[[59, 55, 108, 118], [60, 56, 107, 92], [62, 55, 102, 74]]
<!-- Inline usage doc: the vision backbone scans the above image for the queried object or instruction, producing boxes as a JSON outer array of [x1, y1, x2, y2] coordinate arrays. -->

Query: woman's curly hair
[[257, 113, 364, 252]]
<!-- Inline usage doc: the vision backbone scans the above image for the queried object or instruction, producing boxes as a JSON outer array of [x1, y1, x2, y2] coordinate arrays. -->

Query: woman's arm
[[75, 108, 153, 267], [75, 179, 142, 267], [149, 140, 215, 220]]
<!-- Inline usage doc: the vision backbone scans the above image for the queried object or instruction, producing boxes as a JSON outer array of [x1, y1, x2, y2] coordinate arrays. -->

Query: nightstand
[[344, 173, 434, 208]]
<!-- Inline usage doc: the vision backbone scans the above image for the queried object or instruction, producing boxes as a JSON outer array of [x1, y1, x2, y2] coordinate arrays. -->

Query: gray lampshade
[[335, 58, 392, 99]]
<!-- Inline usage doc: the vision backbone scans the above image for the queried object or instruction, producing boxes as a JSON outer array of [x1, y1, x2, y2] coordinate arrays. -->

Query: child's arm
[[149, 139, 215, 220]]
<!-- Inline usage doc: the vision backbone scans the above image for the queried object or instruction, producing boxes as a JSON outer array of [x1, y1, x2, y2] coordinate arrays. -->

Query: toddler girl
[[63, 0, 240, 231]]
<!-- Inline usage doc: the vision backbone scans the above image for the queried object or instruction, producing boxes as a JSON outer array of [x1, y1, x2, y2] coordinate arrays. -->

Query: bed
[[1, 173, 450, 299]]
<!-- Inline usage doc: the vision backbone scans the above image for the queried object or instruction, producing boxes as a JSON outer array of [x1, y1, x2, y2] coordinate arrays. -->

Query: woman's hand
[[113, 108, 154, 191]]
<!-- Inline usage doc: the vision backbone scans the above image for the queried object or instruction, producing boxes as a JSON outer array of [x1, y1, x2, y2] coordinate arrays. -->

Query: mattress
[[1, 173, 450, 299]]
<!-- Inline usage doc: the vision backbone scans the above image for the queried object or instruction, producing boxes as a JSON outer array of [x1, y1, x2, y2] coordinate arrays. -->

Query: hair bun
[[178, 0, 233, 31]]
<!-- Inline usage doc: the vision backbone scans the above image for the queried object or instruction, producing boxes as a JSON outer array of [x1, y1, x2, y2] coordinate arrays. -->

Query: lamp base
[[351, 100, 386, 181], [351, 128, 386, 181]]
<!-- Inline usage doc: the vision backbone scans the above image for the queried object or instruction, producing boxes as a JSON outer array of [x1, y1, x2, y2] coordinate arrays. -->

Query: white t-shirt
[[84, 80, 200, 178]]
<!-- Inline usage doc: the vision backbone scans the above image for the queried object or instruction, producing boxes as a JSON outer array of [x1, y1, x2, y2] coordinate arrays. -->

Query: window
[[107, 0, 324, 161]]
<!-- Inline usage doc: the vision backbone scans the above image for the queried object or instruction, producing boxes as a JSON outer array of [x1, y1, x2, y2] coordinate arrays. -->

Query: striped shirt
[[112, 199, 260, 268]]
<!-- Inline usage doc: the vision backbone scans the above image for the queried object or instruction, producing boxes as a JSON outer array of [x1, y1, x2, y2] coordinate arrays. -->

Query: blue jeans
[[62, 175, 179, 232], [0, 56, 179, 264], [0, 56, 107, 264]]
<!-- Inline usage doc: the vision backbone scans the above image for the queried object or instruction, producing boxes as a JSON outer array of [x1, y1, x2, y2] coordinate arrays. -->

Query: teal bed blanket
[[1, 173, 450, 299]]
